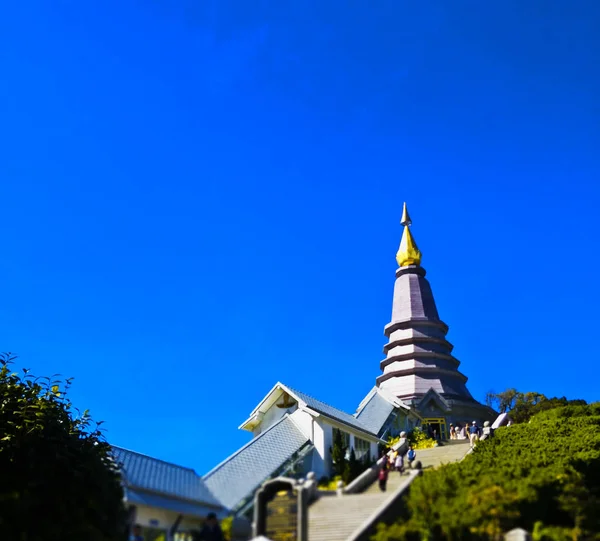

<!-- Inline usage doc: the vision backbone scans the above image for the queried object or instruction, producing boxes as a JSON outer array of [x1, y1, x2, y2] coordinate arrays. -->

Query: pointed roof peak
[[400, 202, 412, 226], [396, 202, 422, 267]]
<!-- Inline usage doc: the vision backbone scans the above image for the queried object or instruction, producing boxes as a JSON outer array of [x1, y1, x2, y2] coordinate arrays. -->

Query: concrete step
[[309, 476, 414, 541], [308, 443, 470, 541], [443, 438, 471, 445]]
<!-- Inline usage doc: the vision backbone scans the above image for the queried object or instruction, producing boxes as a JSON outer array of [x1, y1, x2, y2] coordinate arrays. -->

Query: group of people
[[449, 420, 493, 447], [377, 445, 417, 492], [377, 420, 495, 492]]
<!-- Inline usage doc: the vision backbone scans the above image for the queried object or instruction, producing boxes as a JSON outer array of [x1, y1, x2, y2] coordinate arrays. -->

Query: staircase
[[400, 439, 472, 471], [308, 440, 470, 541]]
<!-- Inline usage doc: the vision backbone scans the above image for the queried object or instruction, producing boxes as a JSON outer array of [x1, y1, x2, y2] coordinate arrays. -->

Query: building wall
[[134, 505, 204, 537], [252, 402, 298, 437], [311, 419, 328, 478], [289, 408, 313, 439], [370, 441, 379, 460], [310, 419, 382, 478]]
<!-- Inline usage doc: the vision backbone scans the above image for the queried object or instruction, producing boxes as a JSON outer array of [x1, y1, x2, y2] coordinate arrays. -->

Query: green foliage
[[486, 389, 587, 424], [320, 444, 373, 490], [318, 475, 343, 490], [485, 388, 519, 413], [0, 353, 127, 541], [373, 402, 600, 541], [221, 516, 233, 540], [408, 427, 437, 450], [330, 429, 348, 478], [344, 447, 365, 485], [389, 428, 436, 450]]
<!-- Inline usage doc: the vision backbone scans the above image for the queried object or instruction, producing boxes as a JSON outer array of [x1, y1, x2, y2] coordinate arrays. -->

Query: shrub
[[221, 516, 233, 540], [344, 447, 364, 485], [0, 353, 127, 540], [408, 427, 437, 450], [389, 428, 436, 450], [373, 403, 600, 540], [318, 475, 343, 490]]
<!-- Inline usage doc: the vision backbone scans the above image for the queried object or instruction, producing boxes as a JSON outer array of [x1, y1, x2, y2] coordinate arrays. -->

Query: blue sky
[[1, 1, 599, 474]]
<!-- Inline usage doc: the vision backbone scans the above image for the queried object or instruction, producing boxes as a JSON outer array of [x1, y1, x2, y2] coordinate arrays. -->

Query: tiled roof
[[111, 446, 222, 509], [203, 415, 309, 511], [354, 390, 395, 436], [284, 384, 378, 437]]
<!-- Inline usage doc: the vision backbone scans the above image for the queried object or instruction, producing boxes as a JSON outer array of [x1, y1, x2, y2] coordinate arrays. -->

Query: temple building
[[375, 203, 494, 438], [113, 203, 495, 533], [202, 383, 421, 516]]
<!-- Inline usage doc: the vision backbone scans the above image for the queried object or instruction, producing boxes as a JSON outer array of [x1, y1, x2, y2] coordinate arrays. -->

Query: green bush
[[0, 353, 127, 540], [486, 389, 587, 424], [408, 428, 437, 450], [388, 428, 436, 450], [318, 475, 343, 490], [373, 403, 600, 541]]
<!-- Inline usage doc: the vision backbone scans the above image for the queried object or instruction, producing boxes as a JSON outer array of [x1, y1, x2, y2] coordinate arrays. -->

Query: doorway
[[422, 418, 447, 441]]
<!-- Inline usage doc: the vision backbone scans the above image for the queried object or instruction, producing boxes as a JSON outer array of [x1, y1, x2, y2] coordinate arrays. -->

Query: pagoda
[[376, 203, 494, 437]]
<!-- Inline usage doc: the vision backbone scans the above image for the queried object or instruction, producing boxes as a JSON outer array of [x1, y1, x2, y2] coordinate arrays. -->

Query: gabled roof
[[285, 384, 379, 437], [242, 382, 379, 439], [355, 390, 395, 435], [203, 415, 310, 511], [111, 446, 222, 509], [417, 388, 451, 412], [354, 387, 418, 435]]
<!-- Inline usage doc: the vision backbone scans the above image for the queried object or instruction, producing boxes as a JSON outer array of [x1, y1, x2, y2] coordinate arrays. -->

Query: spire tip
[[396, 202, 422, 267], [400, 202, 411, 226]]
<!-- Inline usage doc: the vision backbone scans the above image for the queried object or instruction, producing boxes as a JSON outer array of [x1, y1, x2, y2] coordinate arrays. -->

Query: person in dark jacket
[[196, 512, 224, 541], [130, 524, 144, 541], [378, 462, 389, 492]]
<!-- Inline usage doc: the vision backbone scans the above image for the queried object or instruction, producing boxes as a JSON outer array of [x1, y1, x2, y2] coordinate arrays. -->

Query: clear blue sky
[[1, 1, 599, 474]]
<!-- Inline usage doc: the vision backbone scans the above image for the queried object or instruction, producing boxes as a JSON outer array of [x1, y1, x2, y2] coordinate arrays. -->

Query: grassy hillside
[[373, 404, 600, 541]]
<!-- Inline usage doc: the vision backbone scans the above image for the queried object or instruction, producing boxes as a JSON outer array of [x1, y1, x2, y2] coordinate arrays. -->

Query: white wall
[[310, 420, 329, 478], [290, 408, 313, 439], [370, 441, 379, 460], [134, 505, 205, 538], [252, 402, 298, 437]]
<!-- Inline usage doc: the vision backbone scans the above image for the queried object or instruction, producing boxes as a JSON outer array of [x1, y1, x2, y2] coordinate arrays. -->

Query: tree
[[485, 388, 587, 424], [330, 429, 348, 478], [343, 448, 364, 485], [0, 353, 127, 541], [487, 388, 519, 413]]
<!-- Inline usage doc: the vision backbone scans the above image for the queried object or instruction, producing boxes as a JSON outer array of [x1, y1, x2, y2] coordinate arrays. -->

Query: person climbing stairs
[[308, 440, 470, 541]]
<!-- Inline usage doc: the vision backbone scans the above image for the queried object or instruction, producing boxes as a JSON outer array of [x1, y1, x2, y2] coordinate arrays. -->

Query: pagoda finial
[[396, 203, 422, 267], [400, 201, 412, 226]]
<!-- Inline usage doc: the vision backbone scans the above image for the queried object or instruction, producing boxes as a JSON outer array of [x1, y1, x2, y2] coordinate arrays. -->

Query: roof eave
[[246, 382, 285, 418], [238, 411, 265, 432], [354, 386, 378, 416]]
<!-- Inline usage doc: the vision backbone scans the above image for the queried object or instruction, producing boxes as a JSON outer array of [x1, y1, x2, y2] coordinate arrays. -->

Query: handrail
[[342, 455, 388, 494], [344, 438, 408, 494], [346, 470, 422, 541]]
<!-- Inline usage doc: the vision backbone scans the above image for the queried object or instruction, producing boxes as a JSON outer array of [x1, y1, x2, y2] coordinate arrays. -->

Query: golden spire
[[396, 202, 422, 267]]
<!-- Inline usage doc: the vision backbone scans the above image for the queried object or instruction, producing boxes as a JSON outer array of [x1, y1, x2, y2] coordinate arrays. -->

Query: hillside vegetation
[[374, 403, 600, 541]]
